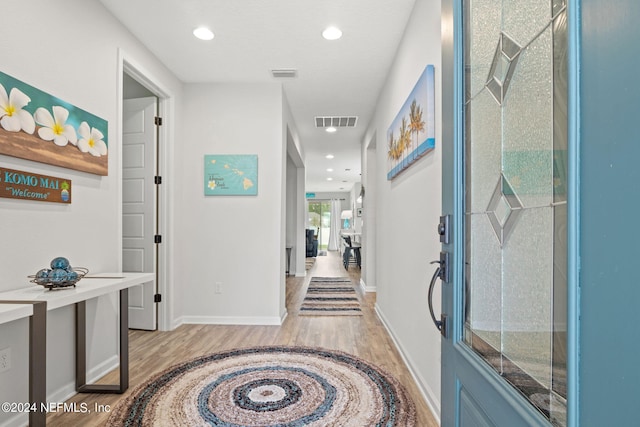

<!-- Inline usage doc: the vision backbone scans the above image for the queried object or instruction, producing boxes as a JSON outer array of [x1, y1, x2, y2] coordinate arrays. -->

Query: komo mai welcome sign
[[0, 167, 71, 204]]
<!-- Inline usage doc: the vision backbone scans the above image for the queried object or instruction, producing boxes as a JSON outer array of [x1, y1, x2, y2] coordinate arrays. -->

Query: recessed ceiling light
[[327, 177, 333, 181], [326, 126, 337, 133], [325, 154, 334, 159], [322, 26, 342, 40], [193, 27, 214, 41], [326, 168, 334, 172]]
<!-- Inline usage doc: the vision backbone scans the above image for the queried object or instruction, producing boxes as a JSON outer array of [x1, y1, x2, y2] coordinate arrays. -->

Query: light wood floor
[[48, 251, 439, 426]]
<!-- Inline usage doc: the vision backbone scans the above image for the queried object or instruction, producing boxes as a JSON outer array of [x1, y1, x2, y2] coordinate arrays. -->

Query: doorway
[[119, 57, 173, 332], [307, 200, 331, 250], [122, 73, 159, 330]]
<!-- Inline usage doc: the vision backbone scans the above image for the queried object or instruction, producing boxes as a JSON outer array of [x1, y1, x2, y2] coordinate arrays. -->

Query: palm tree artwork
[[386, 64, 435, 180], [409, 99, 425, 161], [388, 131, 397, 160], [399, 116, 411, 167]]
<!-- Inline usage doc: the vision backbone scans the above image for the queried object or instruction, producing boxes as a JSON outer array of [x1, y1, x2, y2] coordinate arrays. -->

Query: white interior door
[[123, 97, 157, 330]]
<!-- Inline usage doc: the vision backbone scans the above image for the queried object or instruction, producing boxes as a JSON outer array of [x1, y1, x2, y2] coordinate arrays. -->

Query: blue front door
[[439, 1, 570, 426]]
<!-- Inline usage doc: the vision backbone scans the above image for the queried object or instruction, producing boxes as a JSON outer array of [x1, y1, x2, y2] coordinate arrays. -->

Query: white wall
[[364, 0, 443, 419], [285, 152, 306, 278], [350, 183, 363, 234], [0, 1, 183, 425], [175, 83, 287, 325], [286, 155, 298, 272], [283, 95, 306, 278], [361, 135, 378, 292]]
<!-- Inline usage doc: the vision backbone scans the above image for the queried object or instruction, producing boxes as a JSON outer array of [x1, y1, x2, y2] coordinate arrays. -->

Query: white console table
[[0, 303, 33, 324], [0, 272, 153, 426]]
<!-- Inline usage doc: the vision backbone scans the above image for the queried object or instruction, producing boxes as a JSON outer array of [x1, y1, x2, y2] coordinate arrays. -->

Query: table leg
[[0, 300, 47, 427], [76, 289, 129, 393], [30, 302, 47, 427]]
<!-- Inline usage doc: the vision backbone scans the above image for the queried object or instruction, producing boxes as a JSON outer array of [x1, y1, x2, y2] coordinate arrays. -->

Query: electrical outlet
[[215, 282, 222, 294], [0, 347, 11, 373]]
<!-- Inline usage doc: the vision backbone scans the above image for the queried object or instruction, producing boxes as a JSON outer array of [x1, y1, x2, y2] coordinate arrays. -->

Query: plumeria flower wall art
[[34, 106, 78, 147], [77, 121, 107, 157], [0, 70, 109, 175], [0, 83, 36, 134]]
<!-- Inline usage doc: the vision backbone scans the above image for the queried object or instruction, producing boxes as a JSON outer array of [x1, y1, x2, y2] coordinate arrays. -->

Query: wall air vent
[[315, 116, 358, 128], [271, 69, 298, 78]]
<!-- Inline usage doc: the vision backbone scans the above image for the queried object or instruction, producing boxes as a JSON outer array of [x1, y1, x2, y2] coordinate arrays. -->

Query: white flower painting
[[0, 86, 36, 134], [0, 70, 108, 176], [35, 106, 78, 147], [77, 121, 107, 157]]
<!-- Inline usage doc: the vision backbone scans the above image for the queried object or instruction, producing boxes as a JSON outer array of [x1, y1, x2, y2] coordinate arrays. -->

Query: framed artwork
[[204, 154, 258, 196], [387, 64, 435, 180], [0, 70, 108, 175]]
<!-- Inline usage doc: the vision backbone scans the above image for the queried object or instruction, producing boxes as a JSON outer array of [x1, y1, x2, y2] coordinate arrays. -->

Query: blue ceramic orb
[[50, 257, 70, 270], [35, 268, 51, 284], [67, 270, 79, 282], [49, 268, 68, 284]]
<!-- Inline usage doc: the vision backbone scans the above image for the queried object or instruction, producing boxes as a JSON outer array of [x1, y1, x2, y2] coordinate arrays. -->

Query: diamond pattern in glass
[[486, 33, 522, 105], [494, 196, 511, 226], [486, 174, 523, 246]]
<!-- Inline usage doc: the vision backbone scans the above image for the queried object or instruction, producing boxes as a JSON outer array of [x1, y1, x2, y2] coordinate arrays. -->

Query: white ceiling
[[100, 0, 417, 192]]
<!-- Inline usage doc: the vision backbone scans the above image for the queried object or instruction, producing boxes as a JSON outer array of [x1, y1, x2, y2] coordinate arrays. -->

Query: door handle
[[428, 252, 449, 337]]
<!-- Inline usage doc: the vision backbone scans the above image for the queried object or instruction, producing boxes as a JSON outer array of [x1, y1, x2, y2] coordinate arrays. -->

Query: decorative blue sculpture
[[30, 257, 88, 290]]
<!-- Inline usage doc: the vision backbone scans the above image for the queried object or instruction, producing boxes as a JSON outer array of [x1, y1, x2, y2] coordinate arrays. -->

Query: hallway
[[47, 251, 438, 426]]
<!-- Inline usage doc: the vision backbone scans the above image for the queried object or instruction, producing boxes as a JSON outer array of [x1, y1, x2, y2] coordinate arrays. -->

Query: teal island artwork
[[204, 154, 258, 196]]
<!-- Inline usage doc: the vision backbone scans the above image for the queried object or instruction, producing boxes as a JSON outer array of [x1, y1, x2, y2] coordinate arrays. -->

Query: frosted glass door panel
[[502, 0, 552, 47], [466, 0, 502, 100], [502, 27, 554, 209], [465, 214, 502, 351], [467, 90, 502, 213], [463, 0, 567, 425], [502, 207, 553, 389]]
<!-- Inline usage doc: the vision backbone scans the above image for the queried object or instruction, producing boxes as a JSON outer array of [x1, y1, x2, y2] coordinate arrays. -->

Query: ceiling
[[100, 0, 417, 193]]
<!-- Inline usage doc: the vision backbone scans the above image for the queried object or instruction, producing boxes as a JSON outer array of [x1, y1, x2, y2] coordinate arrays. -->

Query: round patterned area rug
[[107, 346, 416, 426]]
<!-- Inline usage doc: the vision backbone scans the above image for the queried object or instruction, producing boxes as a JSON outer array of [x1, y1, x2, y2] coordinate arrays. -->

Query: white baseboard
[[172, 316, 184, 330], [375, 303, 441, 424], [359, 278, 377, 293], [0, 355, 119, 427], [181, 315, 283, 326]]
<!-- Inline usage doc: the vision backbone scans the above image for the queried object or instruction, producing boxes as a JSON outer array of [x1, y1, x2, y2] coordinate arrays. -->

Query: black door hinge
[[154, 294, 162, 303], [154, 235, 162, 244], [155, 116, 163, 126], [154, 176, 162, 185]]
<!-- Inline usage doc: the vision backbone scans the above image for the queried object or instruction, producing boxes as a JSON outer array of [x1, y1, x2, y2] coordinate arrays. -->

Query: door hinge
[[155, 116, 163, 126], [154, 235, 162, 244], [154, 176, 162, 185], [154, 294, 162, 303]]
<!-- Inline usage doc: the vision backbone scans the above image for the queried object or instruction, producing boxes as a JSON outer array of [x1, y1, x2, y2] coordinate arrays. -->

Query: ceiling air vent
[[271, 69, 298, 78], [315, 116, 358, 128]]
